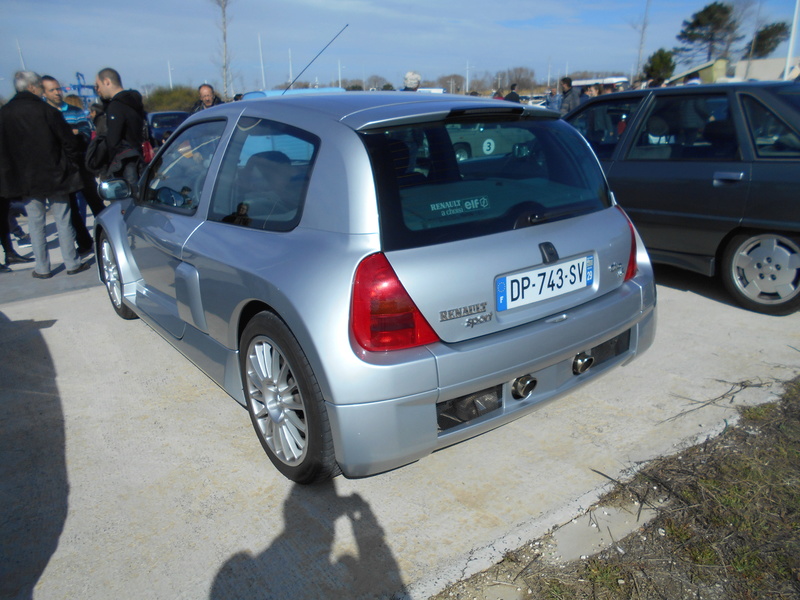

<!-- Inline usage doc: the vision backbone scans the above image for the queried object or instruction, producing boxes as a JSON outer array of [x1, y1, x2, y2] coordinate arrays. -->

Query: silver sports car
[[95, 92, 657, 483]]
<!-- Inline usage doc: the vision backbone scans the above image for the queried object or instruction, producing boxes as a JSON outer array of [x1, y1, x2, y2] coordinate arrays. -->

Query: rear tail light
[[617, 206, 638, 281], [351, 253, 439, 351]]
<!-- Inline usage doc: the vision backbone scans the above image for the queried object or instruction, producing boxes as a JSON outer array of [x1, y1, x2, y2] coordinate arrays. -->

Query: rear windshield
[[361, 116, 610, 251]]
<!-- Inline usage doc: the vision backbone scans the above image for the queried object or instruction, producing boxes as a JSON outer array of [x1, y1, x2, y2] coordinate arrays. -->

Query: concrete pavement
[[1, 234, 798, 599]]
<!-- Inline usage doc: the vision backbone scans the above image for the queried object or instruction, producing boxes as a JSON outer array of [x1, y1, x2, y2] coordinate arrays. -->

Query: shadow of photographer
[[0, 313, 68, 600], [210, 479, 408, 599]]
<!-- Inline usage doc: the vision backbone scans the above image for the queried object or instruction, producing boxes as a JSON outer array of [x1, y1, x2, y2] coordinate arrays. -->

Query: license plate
[[496, 255, 594, 311]]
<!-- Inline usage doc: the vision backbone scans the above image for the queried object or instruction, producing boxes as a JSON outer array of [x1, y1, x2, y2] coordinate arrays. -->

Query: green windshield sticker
[[430, 196, 490, 217]]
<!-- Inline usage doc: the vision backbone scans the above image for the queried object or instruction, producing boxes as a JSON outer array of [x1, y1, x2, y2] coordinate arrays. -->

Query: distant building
[[734, 57, 800, 81], [667, 59, 729, 85]]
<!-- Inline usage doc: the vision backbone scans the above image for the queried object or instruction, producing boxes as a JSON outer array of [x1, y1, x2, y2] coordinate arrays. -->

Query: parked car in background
[[147, 110, 189, 146], [95, 92, 656, 483], [565, 81, 800, 315]]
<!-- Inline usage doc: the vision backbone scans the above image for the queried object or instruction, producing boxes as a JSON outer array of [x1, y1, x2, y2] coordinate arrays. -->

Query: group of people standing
[[0, 68, 147, 278]]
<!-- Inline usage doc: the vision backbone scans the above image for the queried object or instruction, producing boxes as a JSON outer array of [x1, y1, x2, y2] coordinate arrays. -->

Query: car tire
[[454, 144, 471, 162], [721, 232, 800, 315], [240, 312, 340, 484], [99, 232, 138, 320]]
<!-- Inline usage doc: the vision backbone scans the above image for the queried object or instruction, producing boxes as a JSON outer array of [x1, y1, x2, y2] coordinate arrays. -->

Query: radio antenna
[[283, 24, 349, 94]]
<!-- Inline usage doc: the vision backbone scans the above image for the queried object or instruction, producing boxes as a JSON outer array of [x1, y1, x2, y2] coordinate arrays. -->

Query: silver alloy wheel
[[245, 335, 307, 466], [101, 238, 123, 308], [729, 234, 800, 305]]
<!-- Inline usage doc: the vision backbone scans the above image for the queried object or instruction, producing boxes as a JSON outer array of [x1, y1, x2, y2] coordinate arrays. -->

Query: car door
[[606, 90, 751, 274], [739, 92, 800, 229], [125, 119, 227, 338]]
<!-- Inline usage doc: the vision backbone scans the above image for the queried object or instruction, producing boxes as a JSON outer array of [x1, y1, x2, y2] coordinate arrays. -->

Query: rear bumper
[[327, 280, 656, 478]]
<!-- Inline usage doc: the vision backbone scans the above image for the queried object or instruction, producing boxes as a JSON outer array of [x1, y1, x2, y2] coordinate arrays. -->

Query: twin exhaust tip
[[572, 352, 595, 375], [510, 353, 594, 401], [511, 374, 538, 399]]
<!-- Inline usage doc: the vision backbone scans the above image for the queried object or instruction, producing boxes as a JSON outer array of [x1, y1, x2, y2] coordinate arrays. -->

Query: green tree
[[143, 86, 197, 113], [643, 48, 676, 80], [744, 22, 790, 59], [674, 2, 741, 64]]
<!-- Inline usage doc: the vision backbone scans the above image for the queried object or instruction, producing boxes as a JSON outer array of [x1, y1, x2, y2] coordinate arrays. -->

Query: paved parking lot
[[1, 240, 798, 599]]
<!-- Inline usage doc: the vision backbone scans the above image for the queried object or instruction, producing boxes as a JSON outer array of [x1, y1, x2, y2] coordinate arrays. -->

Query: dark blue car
[[147, 111, 189, 146]]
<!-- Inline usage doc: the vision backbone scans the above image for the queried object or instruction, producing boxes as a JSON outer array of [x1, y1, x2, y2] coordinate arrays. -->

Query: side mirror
[[98, 179, 132, 201]]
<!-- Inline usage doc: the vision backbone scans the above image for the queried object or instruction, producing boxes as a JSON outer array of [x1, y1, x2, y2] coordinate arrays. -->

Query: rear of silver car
[[328, 106, 656, 476]]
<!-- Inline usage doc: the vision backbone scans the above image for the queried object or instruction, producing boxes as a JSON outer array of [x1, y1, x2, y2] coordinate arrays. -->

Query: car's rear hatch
[[385, 207, 634, 343], [361, 111, 635, 344]]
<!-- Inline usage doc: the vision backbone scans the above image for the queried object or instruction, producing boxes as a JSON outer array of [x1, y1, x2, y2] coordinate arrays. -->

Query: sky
[[1, 0, 798, 100]]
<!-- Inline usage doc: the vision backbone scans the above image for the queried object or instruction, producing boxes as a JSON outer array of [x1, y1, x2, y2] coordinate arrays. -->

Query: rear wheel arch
[[236, 300, 274, 346]]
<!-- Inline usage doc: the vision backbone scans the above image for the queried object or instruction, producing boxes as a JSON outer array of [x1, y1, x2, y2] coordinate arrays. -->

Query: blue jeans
[[24, 194, 81, 274]]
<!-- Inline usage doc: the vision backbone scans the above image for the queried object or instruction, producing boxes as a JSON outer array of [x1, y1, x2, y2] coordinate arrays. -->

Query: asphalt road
[[1, 241, 798, 600]]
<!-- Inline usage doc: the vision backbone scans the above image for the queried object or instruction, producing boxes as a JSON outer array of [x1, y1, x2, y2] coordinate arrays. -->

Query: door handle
[[713, 171, 745, 186]]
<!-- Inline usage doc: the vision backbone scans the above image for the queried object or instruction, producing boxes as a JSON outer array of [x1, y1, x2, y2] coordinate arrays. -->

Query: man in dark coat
[[504, 83, 521, 103], [94, 67, 146, 188], [559, 77, 580, 116], [0, 71, 89, 278], [191, 84, 224, 113]]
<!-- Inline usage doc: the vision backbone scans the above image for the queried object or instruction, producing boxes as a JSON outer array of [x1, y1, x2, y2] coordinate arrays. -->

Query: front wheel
[[721, 232, 800, 315], [99, 233, 137, 320], [240, 312, 339, 484]]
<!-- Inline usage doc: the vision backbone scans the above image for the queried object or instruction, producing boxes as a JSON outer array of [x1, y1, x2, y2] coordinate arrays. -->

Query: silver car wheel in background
[[245, 334, 308, 466], [101, 239, 122, 307], [722, 233, 800, 315], [99, 233, 137, 320]]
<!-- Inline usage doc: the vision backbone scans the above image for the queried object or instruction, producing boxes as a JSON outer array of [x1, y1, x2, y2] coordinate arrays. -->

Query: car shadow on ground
[[652, 264, 737, 309], [209, 479, 408, 600], [0, 312, 68, 600]]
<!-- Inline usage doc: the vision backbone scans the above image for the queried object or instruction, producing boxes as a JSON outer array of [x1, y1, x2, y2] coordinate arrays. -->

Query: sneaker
[[15, 234, 31, 248], [67, 262, 91, 275]]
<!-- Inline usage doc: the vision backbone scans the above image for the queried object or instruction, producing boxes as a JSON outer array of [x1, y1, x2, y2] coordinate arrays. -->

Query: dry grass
[[431, 375, 800, 600]]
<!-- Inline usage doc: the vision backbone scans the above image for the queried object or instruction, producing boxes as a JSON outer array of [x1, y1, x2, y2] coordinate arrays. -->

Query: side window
[[142, 120, 226, 212], [567, 99, 642, 160], [628, 94, 739, 161], [741, 95, 800, 158], [209, 117, 319, 231]]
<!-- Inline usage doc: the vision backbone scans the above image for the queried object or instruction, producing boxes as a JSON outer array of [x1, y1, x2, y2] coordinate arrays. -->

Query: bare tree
[[631, 0, 653, 79], [366, 75, 389, 90], [209, 0, 233, 99], [501, 67, 536, 90], [436, 74, 466, 94]]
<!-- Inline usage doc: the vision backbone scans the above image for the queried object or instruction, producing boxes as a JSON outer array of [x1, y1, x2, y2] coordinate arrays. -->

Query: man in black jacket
[[94, 67, 146, 188], [191, 84, 224, 113], [559, 77, 580, 116], [0, 71, 89, 278]]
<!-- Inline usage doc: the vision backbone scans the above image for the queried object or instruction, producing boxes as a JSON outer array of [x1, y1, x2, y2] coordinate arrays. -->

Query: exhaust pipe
[[511, 374, 538, 399], [573, 352, 595, 375]]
